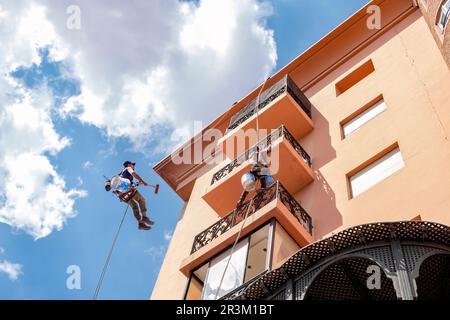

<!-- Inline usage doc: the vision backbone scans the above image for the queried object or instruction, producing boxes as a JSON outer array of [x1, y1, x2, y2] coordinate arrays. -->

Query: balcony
[[204, 125, 313, 216], [219, 75, 313, 159], [180, 181, 313, 276]]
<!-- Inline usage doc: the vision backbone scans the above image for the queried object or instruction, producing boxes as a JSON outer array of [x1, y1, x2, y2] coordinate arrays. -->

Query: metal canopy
[[221, 221, 450, 300]]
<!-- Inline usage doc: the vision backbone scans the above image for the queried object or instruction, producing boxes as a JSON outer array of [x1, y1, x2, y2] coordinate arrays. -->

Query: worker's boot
[[142, 216, 154, 225], [138, 222, 151, 230]]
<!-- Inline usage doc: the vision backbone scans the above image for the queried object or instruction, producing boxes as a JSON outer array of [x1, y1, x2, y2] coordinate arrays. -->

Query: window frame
[[437, 0, 450, 32], [347, 144, 405, 199], [340, 95, 387, 139], [335, 59, 375, 96], [184, 220, 276, 300]]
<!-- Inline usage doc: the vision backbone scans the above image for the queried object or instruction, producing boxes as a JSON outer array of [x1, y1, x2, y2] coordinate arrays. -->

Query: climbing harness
[[116, 188, 138, 203]]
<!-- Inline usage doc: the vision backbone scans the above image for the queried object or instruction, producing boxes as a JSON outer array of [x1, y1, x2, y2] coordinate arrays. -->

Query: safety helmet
[[241, 172, 256, 192]]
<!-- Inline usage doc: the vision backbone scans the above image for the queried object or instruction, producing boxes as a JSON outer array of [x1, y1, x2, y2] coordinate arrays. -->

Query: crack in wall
[[398, 29, 449, 142]]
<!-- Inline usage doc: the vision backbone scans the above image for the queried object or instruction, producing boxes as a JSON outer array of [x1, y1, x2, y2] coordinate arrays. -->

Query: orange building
[[151, 0, 450, 300]]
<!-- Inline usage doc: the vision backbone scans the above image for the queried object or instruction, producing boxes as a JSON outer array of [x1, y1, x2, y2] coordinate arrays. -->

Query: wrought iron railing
[[226, 75, 312, 133], [191, 181, 313, 254], [211, 125, 311, 186]]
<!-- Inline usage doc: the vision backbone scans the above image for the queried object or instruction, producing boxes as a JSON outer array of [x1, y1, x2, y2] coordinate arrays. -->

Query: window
[[438, 0, 450, 31], [349, 146, 405, 198], [185, 224, 271, 300], [335, 60, 375, 96], [202, 238, 249, 300], [342, 99, 387, 138]]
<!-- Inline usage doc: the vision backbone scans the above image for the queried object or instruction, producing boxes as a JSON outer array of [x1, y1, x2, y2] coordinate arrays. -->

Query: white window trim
[[349, 147, 405, 198], [438, 0, 450, 31], [342, 99, 387, 138]]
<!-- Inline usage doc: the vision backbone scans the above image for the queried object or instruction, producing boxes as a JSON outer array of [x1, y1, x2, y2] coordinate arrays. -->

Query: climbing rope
[[213, 76, 271, 300], [93, 204, 130, 300], [255, 76, 270, 141], [213, 198, 255, 300]]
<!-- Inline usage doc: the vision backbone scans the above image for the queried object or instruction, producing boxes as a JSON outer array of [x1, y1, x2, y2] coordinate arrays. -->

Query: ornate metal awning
[[221, 221, 450, 300]]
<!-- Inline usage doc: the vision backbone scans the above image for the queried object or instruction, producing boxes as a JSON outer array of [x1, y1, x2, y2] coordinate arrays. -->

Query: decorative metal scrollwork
[[191, 181, 313, 254], [227, 75, 312, 132], [210, 126, 311, 186]]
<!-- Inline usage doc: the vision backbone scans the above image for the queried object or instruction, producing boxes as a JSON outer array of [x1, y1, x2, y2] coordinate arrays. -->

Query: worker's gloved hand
[[143, 181, 149, 186]]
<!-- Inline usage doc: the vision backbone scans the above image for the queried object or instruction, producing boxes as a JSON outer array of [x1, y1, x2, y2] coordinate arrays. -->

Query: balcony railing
[[211, 125, 311, 186], [191, 181, 313, 254], [227, 75, 312, 133]]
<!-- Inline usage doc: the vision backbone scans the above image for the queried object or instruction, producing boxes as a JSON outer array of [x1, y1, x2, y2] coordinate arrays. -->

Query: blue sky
[[0, 0, 368, 299]]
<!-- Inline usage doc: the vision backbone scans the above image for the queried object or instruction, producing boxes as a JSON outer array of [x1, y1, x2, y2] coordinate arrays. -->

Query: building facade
[[151, 0, 450, 300]]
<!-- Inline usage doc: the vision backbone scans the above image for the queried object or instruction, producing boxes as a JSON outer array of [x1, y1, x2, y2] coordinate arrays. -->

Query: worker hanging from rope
[[214, 77, 272, 300], [105, 161, 155, 231], [236, 145, 275, 209]]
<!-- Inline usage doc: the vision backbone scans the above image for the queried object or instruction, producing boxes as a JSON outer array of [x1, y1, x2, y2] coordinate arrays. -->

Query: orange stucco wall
[[297, 9, 450, 240], [151, 3, 450, 300]]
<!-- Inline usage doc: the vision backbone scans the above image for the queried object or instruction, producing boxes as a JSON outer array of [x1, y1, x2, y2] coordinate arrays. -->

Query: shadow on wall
[[299, 103, 341, 240], [312, 169, 341, 240], [311, 105, 342, 240]]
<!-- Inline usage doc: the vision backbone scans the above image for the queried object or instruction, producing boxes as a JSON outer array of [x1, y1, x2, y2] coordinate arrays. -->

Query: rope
[[213, 198, 255, 300], [93, 204, 130, 300], [212, 75, 271, 300], [255, 76, 270, 142]]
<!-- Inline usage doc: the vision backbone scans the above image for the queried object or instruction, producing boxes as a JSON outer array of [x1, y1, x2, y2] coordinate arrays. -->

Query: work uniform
[[118, 167, 147, 222], [236, 149, 275, 208]]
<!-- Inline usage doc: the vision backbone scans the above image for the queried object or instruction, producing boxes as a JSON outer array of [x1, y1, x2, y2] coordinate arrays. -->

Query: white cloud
[[39, 0, 277, 152], [0, 0, 277, 238], [0, 1, 86, 239], [0, 152, 87, 239], [0, 1, 67, 69], [144, 245, 166, 262], [0, 247, 4, 255], [163, 230, 173, 242], [77, 176, 84, 186], [0, 260, 23, 281], [82, 161, 92, 169]]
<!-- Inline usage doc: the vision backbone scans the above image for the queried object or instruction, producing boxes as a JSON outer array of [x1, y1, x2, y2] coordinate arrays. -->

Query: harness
[[115, 188, 137, 203], [251, 150, 269, 177]]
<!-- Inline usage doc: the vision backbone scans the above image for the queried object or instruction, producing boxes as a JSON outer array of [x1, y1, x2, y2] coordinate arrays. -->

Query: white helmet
[[241, 172, 256, 192]]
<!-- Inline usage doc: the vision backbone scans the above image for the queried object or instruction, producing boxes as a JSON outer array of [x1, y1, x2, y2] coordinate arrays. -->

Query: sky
[[0, 0, 369, 299]]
